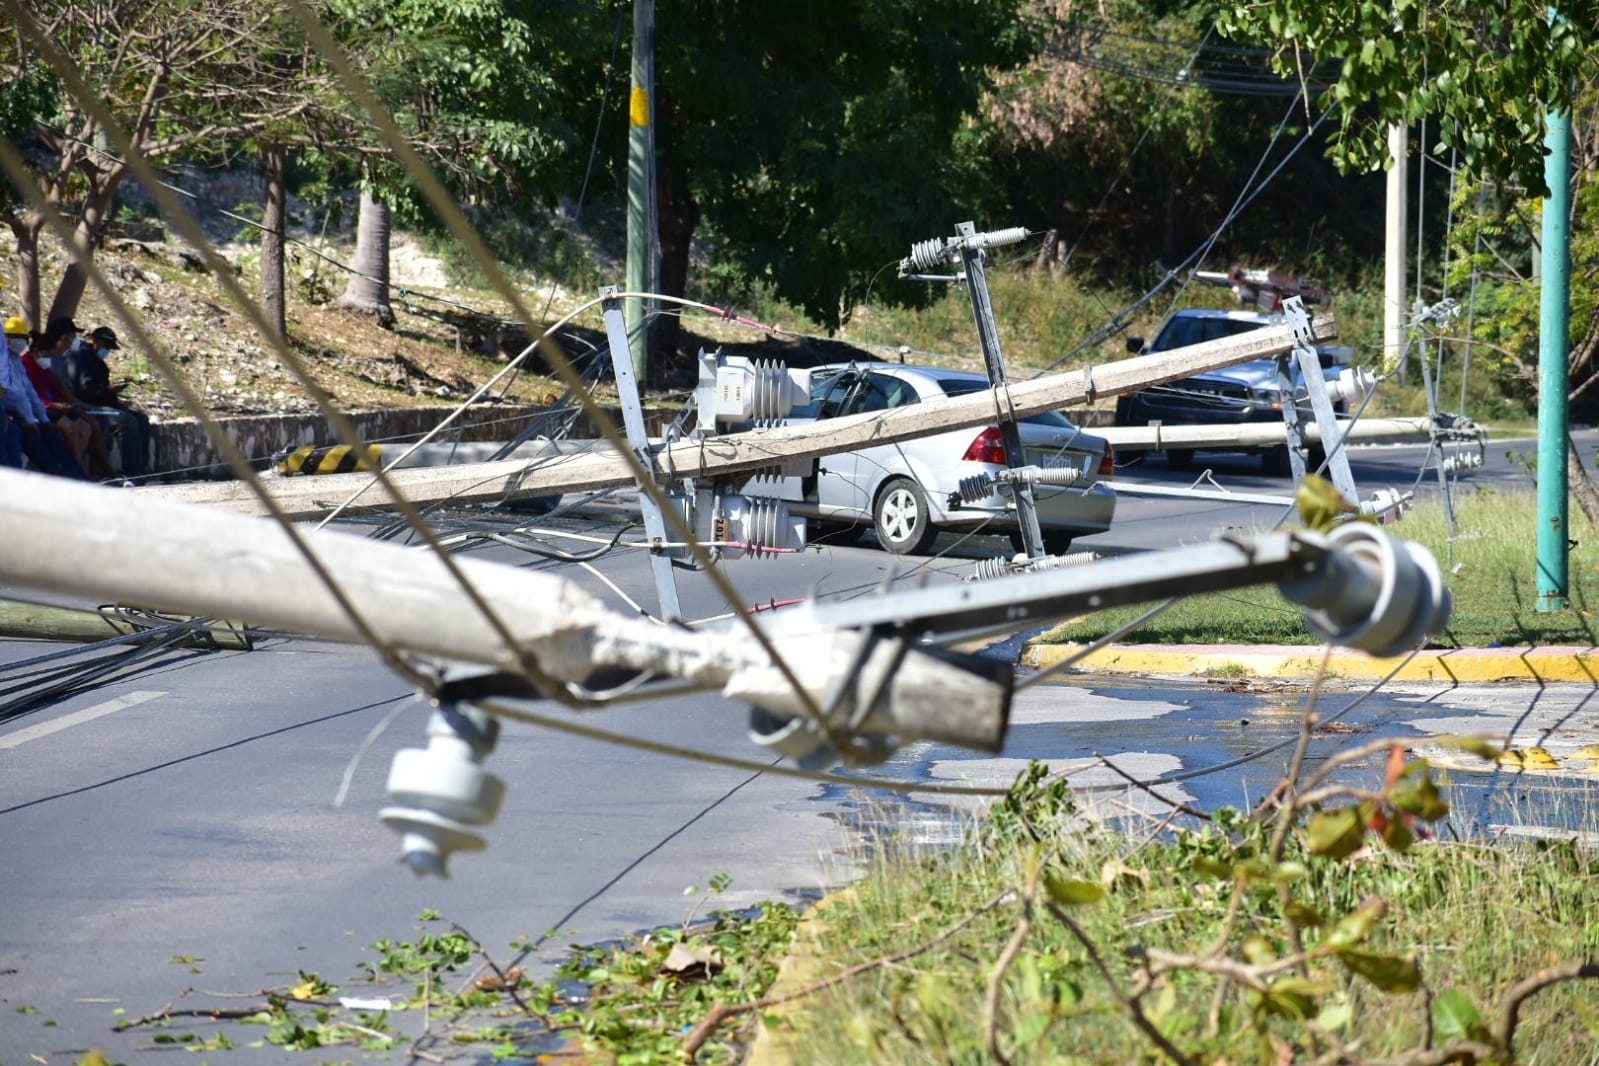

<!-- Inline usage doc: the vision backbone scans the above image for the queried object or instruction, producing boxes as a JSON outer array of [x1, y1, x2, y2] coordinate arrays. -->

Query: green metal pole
[[625, 0, 655, 381], [1536, 103, 1572, 611]]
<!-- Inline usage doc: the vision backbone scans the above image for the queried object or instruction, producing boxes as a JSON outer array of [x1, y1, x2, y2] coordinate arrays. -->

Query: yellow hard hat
[[2, 316, 27, 337]]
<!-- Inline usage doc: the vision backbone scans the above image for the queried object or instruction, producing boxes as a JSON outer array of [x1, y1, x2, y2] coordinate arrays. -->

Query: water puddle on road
[[817, 674, 1599, 849]]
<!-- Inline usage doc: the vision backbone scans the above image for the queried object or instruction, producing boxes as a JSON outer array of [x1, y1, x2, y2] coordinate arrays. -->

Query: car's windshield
[[1150, 315, 1263, 352]]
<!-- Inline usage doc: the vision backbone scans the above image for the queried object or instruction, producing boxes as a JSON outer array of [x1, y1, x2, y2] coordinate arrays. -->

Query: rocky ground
[[5, 217, 870, 429]]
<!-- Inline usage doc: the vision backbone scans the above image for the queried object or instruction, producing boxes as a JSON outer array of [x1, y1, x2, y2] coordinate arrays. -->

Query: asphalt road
[[0, 430, 1586, 1061]]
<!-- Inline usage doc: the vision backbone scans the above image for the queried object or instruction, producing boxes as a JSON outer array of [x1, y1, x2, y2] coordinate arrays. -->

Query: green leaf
[[1315, 999, 1355, 1032], [1190, 856, 1234, 880], [1335, 948, 1422, 992], [1382, 817, 1415, 853], [1390, 773, 1449, 821], [1284, 901, 1326, 928], [1241, 935, 1277, 966], [1261, 977, 1331, 1021], [1328, 897, 1388, 948], [1307, 807, 1367, 859], [1432, 989, 1489, 1043], [1044, 877, 1104, 907]]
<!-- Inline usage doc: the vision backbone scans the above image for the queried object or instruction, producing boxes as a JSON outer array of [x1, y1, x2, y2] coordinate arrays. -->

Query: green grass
[[1039, 487, 1599, 649], [781, 767, 1599, 1065]]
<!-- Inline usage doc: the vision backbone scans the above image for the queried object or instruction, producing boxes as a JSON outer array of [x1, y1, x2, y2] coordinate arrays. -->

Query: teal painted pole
[[1536, 104, 1572, 611]]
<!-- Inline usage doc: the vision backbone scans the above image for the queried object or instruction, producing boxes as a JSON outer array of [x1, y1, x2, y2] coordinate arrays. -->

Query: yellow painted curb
[[744, 888, 855, 1066], [1022, 643, 1599, 685]]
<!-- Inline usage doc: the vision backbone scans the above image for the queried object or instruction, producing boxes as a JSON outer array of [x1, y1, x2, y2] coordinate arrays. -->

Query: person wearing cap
[[1, 315, 88, 478], [63, 324, 150, 478]]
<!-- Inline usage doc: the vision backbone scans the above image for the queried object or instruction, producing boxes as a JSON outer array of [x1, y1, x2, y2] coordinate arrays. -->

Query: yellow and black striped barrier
[[279, 444, 384, 476]]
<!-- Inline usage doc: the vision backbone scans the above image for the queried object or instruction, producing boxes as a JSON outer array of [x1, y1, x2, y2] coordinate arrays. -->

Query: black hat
[[90, 326, 119, 350]]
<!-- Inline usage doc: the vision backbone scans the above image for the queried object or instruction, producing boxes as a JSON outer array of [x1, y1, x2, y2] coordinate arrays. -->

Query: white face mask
[[7, 337, 24, 356], [36, 356, 53, 369]]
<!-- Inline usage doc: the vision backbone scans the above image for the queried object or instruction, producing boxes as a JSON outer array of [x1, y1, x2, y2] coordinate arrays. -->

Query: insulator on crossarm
[[963, 227, 1030, 252], [1013, 465, 1084, 488], [1442, 451, 1484, 476], [968, 550, 1100, 581], [1358, 487, 1413, 524], [902, 237, 951, 274], [955, 473, 999, 505]]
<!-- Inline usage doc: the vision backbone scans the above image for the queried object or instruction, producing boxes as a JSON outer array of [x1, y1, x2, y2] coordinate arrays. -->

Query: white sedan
[[779, 363, 1117, 555]]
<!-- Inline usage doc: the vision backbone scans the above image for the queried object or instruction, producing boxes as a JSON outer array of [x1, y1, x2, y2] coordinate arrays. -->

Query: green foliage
[[1217, 0, 1598, 193], [634, 0, 1036, 329], [789, 757, 1599, 1063], [548, 899, 802, 1064]]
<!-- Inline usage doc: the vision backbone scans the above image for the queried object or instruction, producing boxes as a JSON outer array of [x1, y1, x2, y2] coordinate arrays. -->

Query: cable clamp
[[991, 381, 1019, 426]]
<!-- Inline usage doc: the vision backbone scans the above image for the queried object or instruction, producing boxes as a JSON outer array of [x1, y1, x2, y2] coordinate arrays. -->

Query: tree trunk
[[337, 189, 394, 328], [1567, 432, 1599, 529], [261, 144, 288, 341], [653, 164, 699, 384], [47, 161, 129, 325], [7, 215, 47, 331]]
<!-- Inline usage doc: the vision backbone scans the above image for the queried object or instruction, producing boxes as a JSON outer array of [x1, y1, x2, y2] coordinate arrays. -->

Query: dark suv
[[1115, 308, 1357, 474]]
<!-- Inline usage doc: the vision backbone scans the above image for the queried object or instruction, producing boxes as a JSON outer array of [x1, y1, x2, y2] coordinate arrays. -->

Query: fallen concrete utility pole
[[0, 464, 1447, 874], [0, 599, 252, 650], [1097, 416, 1435, 452], [148, 314, 1336, 519]]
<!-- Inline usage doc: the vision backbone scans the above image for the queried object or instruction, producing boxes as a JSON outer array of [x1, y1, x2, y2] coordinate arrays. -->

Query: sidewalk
[[1021, 641, 1599, 685]]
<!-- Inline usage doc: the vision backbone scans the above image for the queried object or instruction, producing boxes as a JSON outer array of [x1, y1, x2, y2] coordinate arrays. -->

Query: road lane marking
[[0, 690, 165, 750]]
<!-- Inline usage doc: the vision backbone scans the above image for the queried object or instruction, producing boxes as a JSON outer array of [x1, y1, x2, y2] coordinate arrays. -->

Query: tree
[[338, 186, 394, 326], [1216, 1, 1599, 192], [261, 144, 289, 339], [2, 0, 337, 327], [982, 2, 1385, 282], [609, 0, 1035, 369], [296, 0, 597, 331]]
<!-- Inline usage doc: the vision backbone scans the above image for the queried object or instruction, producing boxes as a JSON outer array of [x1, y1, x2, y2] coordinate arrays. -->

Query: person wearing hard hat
[[2, 315, 88, 478]]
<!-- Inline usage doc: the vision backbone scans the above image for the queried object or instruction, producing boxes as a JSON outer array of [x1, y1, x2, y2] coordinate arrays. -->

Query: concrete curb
[[1021, 641, 1599, 685]]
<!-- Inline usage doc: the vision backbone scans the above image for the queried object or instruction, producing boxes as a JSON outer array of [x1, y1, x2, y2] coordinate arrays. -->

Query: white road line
[[0, 690, 165, 750]]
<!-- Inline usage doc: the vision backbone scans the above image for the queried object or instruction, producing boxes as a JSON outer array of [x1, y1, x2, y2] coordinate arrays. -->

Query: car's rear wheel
[[873, 478, 938, 555]]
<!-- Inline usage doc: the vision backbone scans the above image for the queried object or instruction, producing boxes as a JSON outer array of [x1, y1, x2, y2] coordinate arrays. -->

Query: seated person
[[24, 319, 117, 480], [63, 325, 151, 478], [2, 316, 87, 478]]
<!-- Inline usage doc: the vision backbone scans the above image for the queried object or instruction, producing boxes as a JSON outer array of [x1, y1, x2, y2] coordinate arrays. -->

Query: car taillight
[[1098, 443, 1116, 478], [961, 426, 1010, 465]]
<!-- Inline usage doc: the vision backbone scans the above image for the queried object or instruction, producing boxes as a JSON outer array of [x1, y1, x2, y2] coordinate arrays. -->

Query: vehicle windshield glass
[[1151, 316, 1263, 351], [937, 378, 1073, 428]]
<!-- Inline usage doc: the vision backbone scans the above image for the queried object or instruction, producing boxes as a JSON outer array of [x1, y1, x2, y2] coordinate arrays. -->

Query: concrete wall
[[149, 404, 683, 479]]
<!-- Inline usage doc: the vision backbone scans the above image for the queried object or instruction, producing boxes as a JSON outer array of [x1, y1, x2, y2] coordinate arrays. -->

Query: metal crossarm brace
[[785, 528, 1429, 652], [953, 221, 1046, 558], [1285, 297, 1359, 500], [601, 289, 682, 620]]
